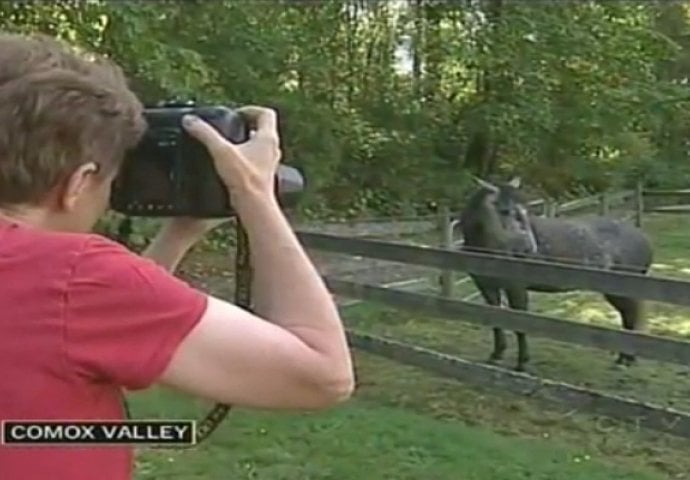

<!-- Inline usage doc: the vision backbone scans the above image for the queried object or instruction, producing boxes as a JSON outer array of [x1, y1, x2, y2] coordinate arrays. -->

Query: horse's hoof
[[486, 354, 503, 365], [514, 364, 533, 375], [615, 355, 636, 368], [611, 362, 627, 371]]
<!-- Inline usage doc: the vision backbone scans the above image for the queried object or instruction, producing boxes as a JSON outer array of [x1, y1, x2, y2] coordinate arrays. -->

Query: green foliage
[[4, 0, 690, 223]]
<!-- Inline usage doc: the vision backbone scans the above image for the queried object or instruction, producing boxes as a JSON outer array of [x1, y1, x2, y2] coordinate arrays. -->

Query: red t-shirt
[[0, 218, 208, 480]]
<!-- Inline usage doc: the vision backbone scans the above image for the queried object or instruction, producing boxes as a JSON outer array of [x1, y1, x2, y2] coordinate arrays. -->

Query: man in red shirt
[[0, 33, 354, 479]]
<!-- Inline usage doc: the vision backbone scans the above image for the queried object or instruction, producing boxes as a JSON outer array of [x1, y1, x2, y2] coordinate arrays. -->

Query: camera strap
[[192, 219, 252, 444]]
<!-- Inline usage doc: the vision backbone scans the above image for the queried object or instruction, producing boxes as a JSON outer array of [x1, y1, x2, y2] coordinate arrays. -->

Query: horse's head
[[460, 176, 538, 254]]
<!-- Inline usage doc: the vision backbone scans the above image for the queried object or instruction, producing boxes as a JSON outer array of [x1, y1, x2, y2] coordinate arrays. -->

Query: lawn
[[127, 212, 690, 479], [128, 393, 669, 480]]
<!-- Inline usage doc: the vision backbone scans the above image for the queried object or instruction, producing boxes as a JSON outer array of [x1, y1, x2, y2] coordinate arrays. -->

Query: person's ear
[[60, 162, 100, 211]]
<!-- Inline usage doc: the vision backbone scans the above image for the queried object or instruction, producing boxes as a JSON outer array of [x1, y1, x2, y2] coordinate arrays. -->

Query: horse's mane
[[460, 187, 493, 226]]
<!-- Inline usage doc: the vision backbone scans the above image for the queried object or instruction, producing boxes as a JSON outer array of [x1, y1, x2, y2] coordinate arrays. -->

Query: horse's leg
[[475, 281, 506, 363], [505, 288, 530, 372], [603, 294, 644, 367]]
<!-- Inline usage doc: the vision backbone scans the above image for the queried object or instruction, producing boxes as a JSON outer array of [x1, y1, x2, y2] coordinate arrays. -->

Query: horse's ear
[[508, 177, 521, 189], [472, 175, 499, 192]]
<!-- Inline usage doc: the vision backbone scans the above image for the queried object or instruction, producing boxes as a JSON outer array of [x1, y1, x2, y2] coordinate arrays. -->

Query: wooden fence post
[[438, 204, 454, 297], [599, 192, 610, 216], [634, 180, 644, 228], [545, 200, 558, 217]]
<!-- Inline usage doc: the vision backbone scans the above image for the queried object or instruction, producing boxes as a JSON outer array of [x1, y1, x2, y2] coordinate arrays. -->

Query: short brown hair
[[0, 33, 146, 206]]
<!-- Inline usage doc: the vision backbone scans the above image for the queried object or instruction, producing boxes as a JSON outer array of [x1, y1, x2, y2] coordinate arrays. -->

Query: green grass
[[128, 393, 668, 480], [128, 213, 690, 479]]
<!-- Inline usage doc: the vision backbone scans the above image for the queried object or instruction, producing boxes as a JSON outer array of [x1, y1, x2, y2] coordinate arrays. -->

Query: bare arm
[[237, 193, 352, 368], [154, 195, 353, 409], [146, 110, 354, 409], [142, 221, 198, 273]]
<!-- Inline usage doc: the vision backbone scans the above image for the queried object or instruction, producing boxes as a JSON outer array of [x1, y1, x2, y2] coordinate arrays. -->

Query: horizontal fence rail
[[299, 231, 690, 308], [557, 190, 633, 215], [296, 189, 638, 238], [642, 188, 690, 214], [643, 189, 690, 198], [327, 278, 690, 366], [346, 330, 690, 439]]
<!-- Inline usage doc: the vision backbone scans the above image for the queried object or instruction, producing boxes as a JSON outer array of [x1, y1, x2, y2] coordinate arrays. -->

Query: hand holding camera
[[110, 101, 304, 258], [181, 106, 282, 205], [110, 101, 304, 219], [153, 106, 285, 243]]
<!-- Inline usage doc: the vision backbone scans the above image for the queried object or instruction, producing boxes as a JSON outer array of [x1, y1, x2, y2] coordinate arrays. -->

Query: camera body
[[110, 101, 304, 218]]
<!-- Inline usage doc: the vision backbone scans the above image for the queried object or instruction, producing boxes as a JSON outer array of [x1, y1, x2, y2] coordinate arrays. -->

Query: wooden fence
[[302, 185, 641, 239], [296, 186, 690, 440], [643, 188, 690, 214]]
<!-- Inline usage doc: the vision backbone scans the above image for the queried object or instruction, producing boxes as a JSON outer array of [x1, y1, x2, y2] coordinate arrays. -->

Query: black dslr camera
[[110, 101, 304, 218]]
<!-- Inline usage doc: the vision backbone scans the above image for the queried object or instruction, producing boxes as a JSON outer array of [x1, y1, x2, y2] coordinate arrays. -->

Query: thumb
[[182, 114, 235, 158]]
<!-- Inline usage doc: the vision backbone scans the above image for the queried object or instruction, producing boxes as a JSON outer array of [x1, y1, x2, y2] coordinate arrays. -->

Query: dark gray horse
[[456, 176, 653, 372]]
